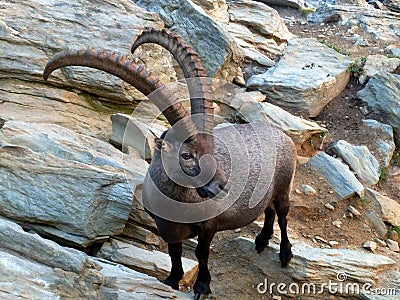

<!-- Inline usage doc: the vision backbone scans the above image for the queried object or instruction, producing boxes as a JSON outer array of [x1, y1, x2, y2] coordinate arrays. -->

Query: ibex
[[43, 28, 296, 299]]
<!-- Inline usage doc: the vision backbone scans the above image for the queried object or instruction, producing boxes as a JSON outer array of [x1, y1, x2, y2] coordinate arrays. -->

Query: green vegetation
[[347, 56, 367, 76], [390, 150, 400, 167], [360, 197, 368, 206], [301, 7, 315, 16], [378, 166, 388, 183], [388, 225, 400, 237], [319, 40, 349, 55], [387, 54, 400, 59]]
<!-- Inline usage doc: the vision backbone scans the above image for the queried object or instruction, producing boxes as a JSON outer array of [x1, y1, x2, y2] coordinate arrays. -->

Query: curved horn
[[43, 48, 197, 135], [131, 29, 214, 135]]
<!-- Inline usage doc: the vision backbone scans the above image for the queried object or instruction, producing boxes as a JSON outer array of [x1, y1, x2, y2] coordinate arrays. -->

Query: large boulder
[[191, 0, 230, 24], [226, 0, 294, 78], [109, 113, 167, 160], [254, 0, 305, 9], [134, 0, 243, 81], [0, 0, 176, 140], [0, 217, 189, 299], [238, 101, 328, 156], [385, 0, 400, 12], [305, 152, 364, 200], [246, 38, 351, 117], [308, 5, 400, 44], [359, 54, 400, 84], [357, 72, 400, 141], [98, 239, 198, 286], [0, 121, 147, 247], [360, 119, 395, 168], [366, 189, 400, 227], [210, 85, 328, 156], [327, 140, 380, 186], [231, 237, 397, 297]]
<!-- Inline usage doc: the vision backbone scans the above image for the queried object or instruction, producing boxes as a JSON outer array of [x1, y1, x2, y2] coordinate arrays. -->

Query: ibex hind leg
[[274, 193, 293, 268], [255, 206, 276, 253]]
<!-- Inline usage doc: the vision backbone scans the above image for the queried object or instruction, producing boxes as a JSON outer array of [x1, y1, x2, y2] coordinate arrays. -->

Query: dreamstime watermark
[[122, 78, 277, 223], [256, 272, 398, 297]]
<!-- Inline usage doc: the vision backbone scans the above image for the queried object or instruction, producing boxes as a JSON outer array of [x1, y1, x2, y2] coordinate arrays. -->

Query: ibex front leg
[[164, 242, 184, 290], [193, 225, 216, 299]]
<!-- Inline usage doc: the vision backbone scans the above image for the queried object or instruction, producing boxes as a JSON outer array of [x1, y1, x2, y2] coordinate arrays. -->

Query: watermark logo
[[256, 272, 398, 297], [122, 78, 277, 223]]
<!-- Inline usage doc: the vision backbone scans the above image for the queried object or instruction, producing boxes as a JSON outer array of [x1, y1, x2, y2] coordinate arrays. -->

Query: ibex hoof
[[164, 276, 180, 290], [255, 234, 269, 253], [279, 244, 293, 268], [193, 281, 211, 300]]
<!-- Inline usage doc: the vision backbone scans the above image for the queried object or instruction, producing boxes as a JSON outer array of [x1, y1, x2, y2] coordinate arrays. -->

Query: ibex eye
[[181, 153, 193, 160]]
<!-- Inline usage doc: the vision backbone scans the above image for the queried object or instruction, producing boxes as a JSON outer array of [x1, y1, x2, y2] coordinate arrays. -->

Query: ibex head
[[43, 29, 228, 199]]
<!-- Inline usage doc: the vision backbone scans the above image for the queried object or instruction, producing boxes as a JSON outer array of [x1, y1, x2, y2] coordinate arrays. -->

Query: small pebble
[[374, 238, 386, 247], [386, 239, 400, 252], [234, 228, 241, 233], [344, 211, 354, 218], [315, 235, 328, 244], [332, 220, 342, 228], [387, 230, 399, 242], [325, 203, 335, 211], [363, 241, 377, 252], [348, 205, 361, 217], [329, 241, 340, 248], [301, 184, 317, 196]]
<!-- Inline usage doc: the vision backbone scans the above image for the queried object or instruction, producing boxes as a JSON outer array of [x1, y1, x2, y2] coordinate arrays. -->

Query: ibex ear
[[155, 138, 173, 153]]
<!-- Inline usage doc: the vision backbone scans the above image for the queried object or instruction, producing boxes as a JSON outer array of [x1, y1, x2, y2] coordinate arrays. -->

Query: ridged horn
[[131, 29, 214, 136], [43, 48, 197, 135]]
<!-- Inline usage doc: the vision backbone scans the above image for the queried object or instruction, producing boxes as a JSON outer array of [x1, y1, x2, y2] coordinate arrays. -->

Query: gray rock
[[328, 140, 380, 186], [305, 152, 364, 200], [328, 240, 340, 248], [122, 222, 162, 246], [98, 239, 198, 286], [358, 72, 400, 139], [209, 85, 328, 156], [361, 119, 395, 168], [226, 0, 294, 78], [0, 0, 176, 140], [135, 0, 243, 81], [365, 210, 388, 239], [325, 203, 335, 210], [359, 54, 400, 84], [366, 189, 400, 227], [301, 184, 317, 195], [0, 217, 190, 299], [253, 0, 305, 9], [291, 242, 396, 285], [232, 237, 397, 292], [387, 230, 399, 242], [386, 239, 400, 252], [374, 238, 387, 247], [348, 205, 362, 217], [0, 121, 147, 247], [128, 185, 158, 231], [110, 113, 167, 160], [0, 0, 174, 103], [308, 5, 400, 44], [192, 0, 230, 24], [389, 47, 400, 57], [237, 98, 328, 156], [246, 38, 351, 117], [384, 0, 400, 12], [363, 241, 378, 252], [335, 0, 371, 6]]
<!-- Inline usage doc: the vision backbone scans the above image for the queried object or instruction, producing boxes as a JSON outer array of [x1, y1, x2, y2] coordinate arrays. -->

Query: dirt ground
[[175, 6, 400, 300]]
